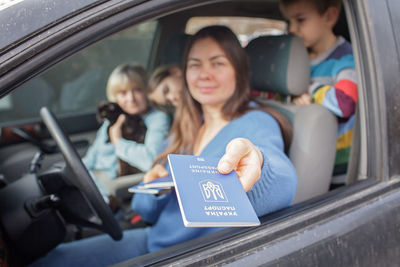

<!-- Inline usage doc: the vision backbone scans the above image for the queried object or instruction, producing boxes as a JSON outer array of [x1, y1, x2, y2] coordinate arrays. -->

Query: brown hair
[[147, 65, 179, 112], [154, 25, 292, 164], [279, 0, 342, 14], [148, 65, 176, 94]]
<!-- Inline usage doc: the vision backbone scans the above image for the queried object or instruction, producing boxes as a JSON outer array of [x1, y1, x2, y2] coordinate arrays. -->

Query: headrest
[[161, 33, 191, 65], [246, 35, 310, 96]]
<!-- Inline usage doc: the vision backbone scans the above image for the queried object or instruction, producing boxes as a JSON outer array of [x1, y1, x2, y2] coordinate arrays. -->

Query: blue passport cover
[[168, 154, 260, 227]]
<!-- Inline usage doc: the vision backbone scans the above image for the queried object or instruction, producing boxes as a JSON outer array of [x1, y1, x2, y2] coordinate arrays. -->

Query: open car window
[[0, 20, 158, 126]]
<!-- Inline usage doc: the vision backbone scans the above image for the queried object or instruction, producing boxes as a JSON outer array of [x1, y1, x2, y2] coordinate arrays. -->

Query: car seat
[[246, 35, 338, 203]]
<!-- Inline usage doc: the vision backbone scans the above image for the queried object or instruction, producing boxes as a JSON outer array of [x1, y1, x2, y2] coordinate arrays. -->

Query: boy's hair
[[280, 0, 342, 14], [106, 63, 148, 102]]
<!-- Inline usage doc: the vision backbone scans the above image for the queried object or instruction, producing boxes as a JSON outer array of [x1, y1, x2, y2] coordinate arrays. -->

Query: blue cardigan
[[132, 110, 298, 252]]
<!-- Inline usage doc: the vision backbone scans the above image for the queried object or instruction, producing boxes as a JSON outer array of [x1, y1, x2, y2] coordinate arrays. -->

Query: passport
[[168, 154, 260, 227], [142, 175, 174, 189], [128, 185, 162, 194], [128, 176, 174, 194]]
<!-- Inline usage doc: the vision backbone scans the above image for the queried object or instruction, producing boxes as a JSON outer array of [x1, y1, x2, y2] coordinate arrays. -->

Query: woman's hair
[[154, 25, 292, 164], [106, 63, 148, 102]]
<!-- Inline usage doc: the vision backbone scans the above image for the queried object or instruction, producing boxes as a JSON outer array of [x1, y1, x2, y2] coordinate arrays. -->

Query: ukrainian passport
[[168, 154, 260, 227]]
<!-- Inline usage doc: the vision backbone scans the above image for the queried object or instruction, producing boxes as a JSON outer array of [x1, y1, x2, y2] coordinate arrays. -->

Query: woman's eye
[[297, 17, 305, 23], [213, 62, 224, 67], [188, 63, 200, 68]]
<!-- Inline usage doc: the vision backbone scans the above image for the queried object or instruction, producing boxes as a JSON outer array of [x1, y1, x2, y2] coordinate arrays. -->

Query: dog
[[97, 101, 147, 176]]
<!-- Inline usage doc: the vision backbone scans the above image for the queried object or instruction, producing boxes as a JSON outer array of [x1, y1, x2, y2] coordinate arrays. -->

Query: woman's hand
[[143, 164, 169, 184], [217, 138, 263, 192], [293, 93, 312, 106], [109, 114, 125, 145]]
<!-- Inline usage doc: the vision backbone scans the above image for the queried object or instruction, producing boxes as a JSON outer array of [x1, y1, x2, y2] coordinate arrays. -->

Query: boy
[[280, 0, 358, 187]]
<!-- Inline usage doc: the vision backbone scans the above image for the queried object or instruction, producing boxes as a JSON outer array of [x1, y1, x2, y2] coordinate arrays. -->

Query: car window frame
[[0, 0, 399, 265]]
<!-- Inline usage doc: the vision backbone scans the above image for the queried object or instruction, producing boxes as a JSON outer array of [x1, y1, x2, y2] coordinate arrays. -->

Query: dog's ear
[[96, 101, 110, 123]]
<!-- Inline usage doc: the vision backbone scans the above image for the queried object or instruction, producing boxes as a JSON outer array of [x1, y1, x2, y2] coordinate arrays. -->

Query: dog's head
[[97, 101, 124, 124], [97, 101, 147, 142]]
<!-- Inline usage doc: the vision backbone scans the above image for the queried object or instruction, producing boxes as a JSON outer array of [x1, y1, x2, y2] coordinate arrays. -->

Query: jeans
[[30, 227, 149, 267]]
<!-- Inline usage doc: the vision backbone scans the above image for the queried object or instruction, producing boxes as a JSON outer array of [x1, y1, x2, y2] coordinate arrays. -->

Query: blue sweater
[[82, 107, 171, 179], [132, 110, 297, 252]]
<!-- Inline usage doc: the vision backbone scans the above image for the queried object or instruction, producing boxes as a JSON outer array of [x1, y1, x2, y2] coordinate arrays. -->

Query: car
[[0, 0, 400, 266]]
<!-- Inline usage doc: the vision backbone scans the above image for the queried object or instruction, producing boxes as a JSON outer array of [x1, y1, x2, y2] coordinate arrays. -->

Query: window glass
[[0, 20, 158, 125], [186, 17, 285, 46]]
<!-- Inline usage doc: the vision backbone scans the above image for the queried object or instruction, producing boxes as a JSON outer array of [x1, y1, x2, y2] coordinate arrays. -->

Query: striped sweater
[[309, 36, 358, 175]]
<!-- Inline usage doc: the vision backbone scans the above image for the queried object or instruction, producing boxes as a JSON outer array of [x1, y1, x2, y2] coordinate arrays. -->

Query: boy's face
[[280, 1, 331, 49]]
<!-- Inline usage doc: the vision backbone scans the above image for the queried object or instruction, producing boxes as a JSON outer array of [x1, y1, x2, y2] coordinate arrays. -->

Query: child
[[280, 0, 358, 186], [148, 65, 184, 110]]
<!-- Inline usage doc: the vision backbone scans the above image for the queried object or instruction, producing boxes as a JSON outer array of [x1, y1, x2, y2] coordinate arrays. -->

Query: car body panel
[[0, 0, 104, 52]]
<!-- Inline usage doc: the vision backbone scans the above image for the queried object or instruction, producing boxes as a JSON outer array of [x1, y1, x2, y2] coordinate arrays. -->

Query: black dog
[[97, 101, 147, 176]]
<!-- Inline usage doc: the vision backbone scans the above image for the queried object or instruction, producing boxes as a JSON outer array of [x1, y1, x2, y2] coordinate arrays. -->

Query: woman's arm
[[131, 164, 171, 223], [111, 110, 171, 171], [131, 192, 170, 224], [82, 122, 109, 170], [218, 112, 297, 216]]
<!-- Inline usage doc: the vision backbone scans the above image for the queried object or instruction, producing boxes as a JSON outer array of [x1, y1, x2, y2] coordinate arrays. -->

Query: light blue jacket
[[82, 107, 171, 179]]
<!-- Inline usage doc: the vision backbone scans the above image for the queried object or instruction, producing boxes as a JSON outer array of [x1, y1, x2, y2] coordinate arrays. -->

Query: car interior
[[0, 0, 361, 265]]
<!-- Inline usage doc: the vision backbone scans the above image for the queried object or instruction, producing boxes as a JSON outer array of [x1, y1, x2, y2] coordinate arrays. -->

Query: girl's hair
[[148, 65, 177, 94], [147, 65, 179, 113], [106, 63, 148, 102], [154, 25, 292, 164]]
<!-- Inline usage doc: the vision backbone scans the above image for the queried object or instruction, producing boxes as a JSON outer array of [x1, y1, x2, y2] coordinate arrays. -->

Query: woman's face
[[149, 73, 183, 107], [115, 81, 147, 115], [186, 37, 236, 109]]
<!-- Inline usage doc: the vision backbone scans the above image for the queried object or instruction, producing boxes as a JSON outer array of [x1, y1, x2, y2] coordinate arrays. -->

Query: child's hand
[[217, 138, 263, 192], [109, 114, 125, 144], [293, 93, 312, 106], [144, 164, 169, 184]]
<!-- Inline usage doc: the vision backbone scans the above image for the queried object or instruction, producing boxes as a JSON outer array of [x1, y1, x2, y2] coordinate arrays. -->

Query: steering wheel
[[40, 107, 122, 240]]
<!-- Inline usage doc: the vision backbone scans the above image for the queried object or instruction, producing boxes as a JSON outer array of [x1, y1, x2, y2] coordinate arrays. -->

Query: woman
[[135, 24, 297, 251], [82, 64, 171, 195], [32, 26, 297, 267]]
